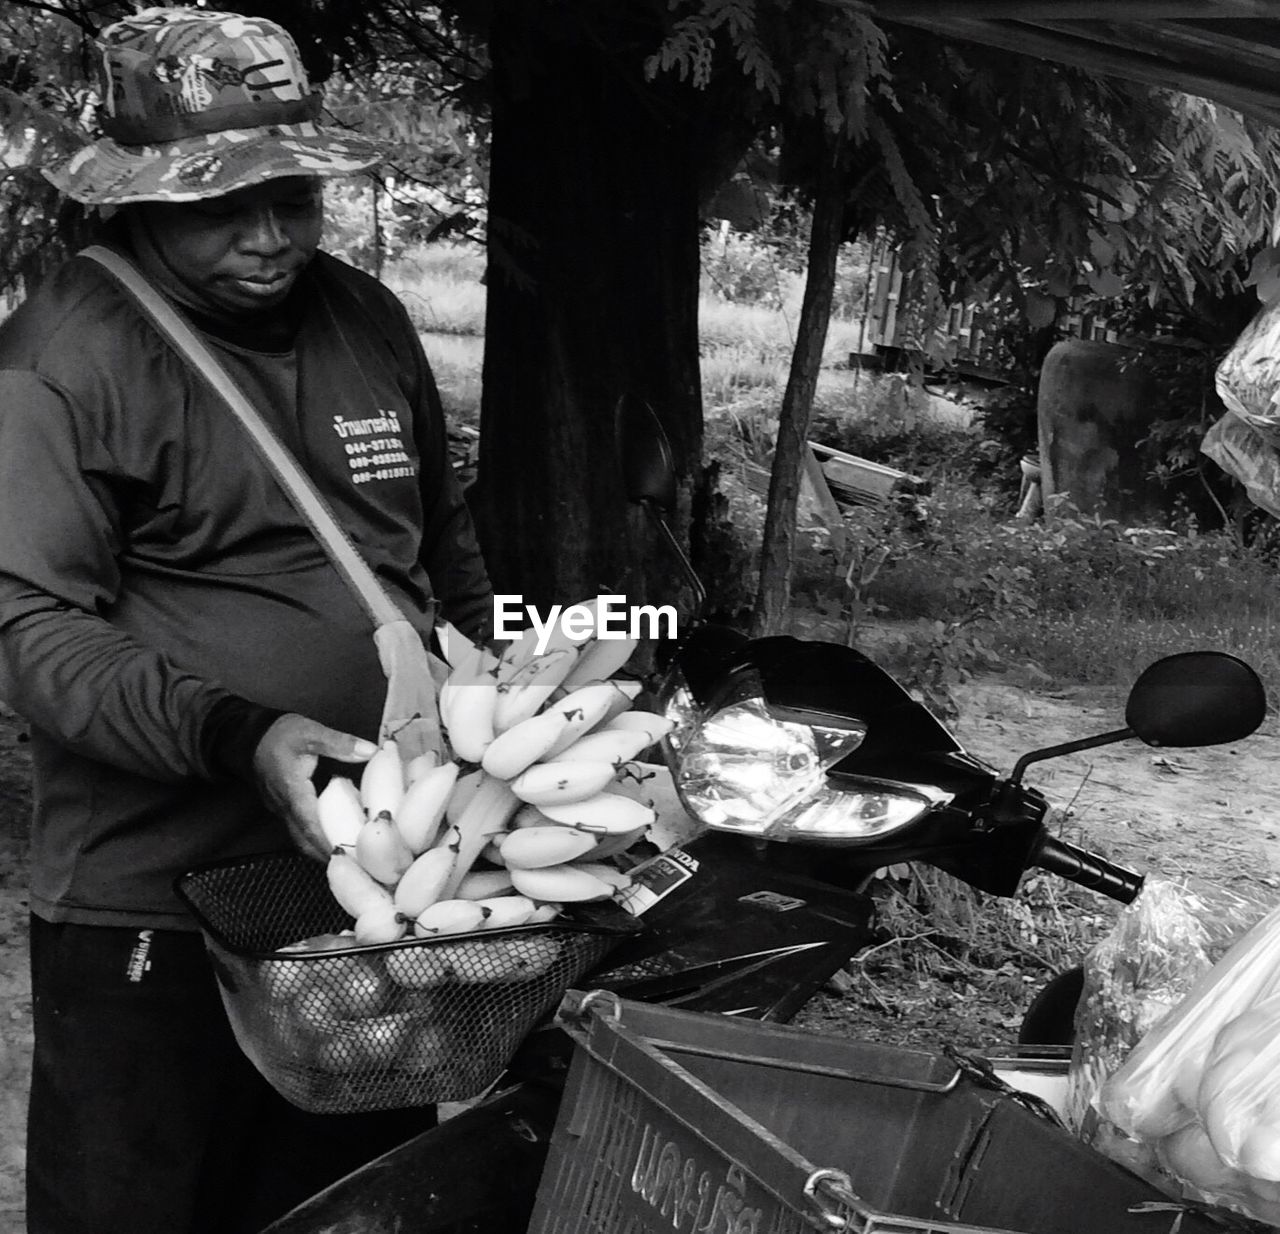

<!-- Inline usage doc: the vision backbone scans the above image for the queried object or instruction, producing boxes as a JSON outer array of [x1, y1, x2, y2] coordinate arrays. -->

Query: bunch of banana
[[308, 602, 675, 961]]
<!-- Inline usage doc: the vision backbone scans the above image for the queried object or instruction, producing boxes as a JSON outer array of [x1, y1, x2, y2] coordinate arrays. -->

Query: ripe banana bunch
[[294, 603, 679, 998]]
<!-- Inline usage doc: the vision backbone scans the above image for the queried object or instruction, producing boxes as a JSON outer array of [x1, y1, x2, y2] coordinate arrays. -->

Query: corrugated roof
[[847, 2, 1280, 124]]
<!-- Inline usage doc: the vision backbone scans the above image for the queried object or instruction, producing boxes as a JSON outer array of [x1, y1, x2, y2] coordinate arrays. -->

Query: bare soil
[[0, 678, 1277, 1233], [796, 678, 1280, 1056]]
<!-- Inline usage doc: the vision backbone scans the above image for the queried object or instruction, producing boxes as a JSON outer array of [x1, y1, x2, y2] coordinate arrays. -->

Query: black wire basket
[[175, 851, 634, 1114]]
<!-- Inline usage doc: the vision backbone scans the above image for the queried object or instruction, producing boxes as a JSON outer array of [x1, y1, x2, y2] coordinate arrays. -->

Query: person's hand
[[252, 714, 378, 860]]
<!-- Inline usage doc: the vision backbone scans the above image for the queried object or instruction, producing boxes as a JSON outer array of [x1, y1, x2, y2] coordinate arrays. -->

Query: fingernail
[[353, 739, 378, 758]]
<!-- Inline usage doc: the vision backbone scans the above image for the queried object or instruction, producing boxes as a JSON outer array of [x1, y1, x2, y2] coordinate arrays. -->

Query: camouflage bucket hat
[[44, 7, 384, 205]]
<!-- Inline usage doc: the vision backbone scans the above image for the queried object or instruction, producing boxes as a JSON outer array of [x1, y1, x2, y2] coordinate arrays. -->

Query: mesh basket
[[175, 851, 631, 1114]]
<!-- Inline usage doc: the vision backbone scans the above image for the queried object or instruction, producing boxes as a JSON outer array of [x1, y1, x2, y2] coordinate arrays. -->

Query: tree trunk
[[469, 9, 706, 620], [750, 142, 846, 637]]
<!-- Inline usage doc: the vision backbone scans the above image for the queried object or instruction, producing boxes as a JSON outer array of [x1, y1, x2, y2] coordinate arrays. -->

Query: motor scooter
[[263, 401, 1267, 1233]]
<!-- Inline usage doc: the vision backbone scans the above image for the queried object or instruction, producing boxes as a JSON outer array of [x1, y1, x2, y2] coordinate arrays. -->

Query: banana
[[455, 867, 516, 900], [537, 793, 657, 835], [394, 760, 459, 854], [316, 776, 365, 850], [413, 898, 490, 936], [442, 675, 499, 764], [559, 634, 641, 694], [434, 619, 477, 669], [480, 836, 507, 865], [481, 708, 572, 780], [359, 740, 406, 819], [602, 711, 677, 745], [430, 936, 563, 981], [498, 825, 600, 870], [387, 936, 554, 984], [493, 649, 579, 732], [444, 638, 501, 685], [512, 802, 554, 829], [605, 760, 657, 801], [276, 930, 355, 954], [445, 767, 484, 827], [510, 759, 618, 807], [440, 773, 521, 898], [497, 600, 600, 683], [439, 642, 499, 733], [353, 902, 408, 946], [475, 894, 539, 930], [432, 939, 515, 982], [584, 825, 648, 861], [509, 863, 616, 902], [355, 810, 415, 885], [508, 934, 564, 975], [601, 679, 644, 725], [552, 727, 651, 766], [503, 594, 625, 690], [573, 861, 634, 891], [495, 626, 541, 682], [539, 681, 628, 758], [527, 903, 563, 924], [384, 945, 455, 989], [392, 844, 458, 918], [404, 750, 440, 784], [326, 849, 394, 918]]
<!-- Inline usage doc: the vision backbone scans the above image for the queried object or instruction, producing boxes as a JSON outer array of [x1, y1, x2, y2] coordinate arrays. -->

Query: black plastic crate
[[530, 991, 1242, 1234], [175, 852, 631, 1114]]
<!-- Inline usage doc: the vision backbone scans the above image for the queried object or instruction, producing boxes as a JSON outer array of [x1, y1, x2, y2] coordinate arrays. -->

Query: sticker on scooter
[[616, 848, 698, 916], [738, 890, 806, 912]]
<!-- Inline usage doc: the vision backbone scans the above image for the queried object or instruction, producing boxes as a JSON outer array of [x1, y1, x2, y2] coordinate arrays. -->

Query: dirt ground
[[0, 676, 1277, 1233]]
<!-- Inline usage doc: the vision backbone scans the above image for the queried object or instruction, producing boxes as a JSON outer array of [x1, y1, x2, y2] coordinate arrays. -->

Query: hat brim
[[44, 121, 386, 206]]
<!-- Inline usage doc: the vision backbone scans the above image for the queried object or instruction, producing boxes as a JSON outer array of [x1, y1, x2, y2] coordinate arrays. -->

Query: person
[[0, 8, 493, 1232]]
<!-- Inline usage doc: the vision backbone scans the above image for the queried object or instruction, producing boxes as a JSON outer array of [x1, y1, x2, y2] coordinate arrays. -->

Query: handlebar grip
[[1033, 834, 1144, 904]]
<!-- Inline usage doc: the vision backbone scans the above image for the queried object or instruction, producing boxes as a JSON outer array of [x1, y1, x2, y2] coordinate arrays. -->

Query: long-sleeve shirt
[[0, 246, 492, 928]]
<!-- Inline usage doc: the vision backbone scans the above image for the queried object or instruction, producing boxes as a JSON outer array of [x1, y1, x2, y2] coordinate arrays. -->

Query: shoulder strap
[[79, 244, 403, 631], [79, 245, 446, 761]]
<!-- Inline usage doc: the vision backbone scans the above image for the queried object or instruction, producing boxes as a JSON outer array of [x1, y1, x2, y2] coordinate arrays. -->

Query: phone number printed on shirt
[[332, 412, 417, 486]]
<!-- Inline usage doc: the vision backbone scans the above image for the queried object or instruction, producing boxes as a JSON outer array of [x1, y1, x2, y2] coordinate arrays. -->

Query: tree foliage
[[0, 4, 101, 295], [7, 1, 1280, 623], [763, 30, 1280, 360]]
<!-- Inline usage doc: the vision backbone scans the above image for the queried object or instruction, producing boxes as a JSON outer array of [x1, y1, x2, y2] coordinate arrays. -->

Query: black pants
[[26, 916, 436, 1234]]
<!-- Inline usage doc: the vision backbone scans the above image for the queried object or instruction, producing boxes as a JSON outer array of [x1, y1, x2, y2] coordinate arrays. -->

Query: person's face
[[135, 176, 324, 318]]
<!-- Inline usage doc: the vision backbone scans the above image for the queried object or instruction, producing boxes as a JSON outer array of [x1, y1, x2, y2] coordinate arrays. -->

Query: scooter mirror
[[615, 394, 678, 513], [1125, 651, 1266, 747]]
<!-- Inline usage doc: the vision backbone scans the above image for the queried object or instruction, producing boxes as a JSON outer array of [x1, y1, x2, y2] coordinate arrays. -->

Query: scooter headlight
[[660, 677, 699, 755], [669, 675, 938, 842]]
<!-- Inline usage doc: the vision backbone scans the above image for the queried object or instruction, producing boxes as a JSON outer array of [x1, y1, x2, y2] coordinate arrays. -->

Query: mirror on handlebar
[[614, 394, 706, 612], [1126, 650, 1266, 747], [1009, 649, 1266, 785], [615, 394, 677, 513]]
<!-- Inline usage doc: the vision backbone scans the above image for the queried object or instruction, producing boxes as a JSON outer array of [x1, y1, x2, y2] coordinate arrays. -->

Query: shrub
[[383, 242, 487, 337]]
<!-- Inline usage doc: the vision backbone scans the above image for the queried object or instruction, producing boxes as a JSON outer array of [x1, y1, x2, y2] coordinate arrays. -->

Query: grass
[[384, 244, 487, 338], [419, 334, 484, 430]]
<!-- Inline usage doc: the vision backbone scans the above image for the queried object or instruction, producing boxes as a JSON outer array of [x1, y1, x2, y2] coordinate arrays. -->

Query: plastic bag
[[1074, 888, 1280, 1225], [1207, 295, 1280, 519], [1215, 293, 1280, 429], [1201, 412, 1280, 521], [1135, 994, 1280, 1225], [1068, 878, 1267, 1143], [1197, 994, 1280, 1178], [1099, 897, 1280, 1142]]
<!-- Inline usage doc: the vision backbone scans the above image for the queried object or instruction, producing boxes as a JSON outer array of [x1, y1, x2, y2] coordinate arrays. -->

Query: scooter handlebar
[[1032, 834, 1144, 904]]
